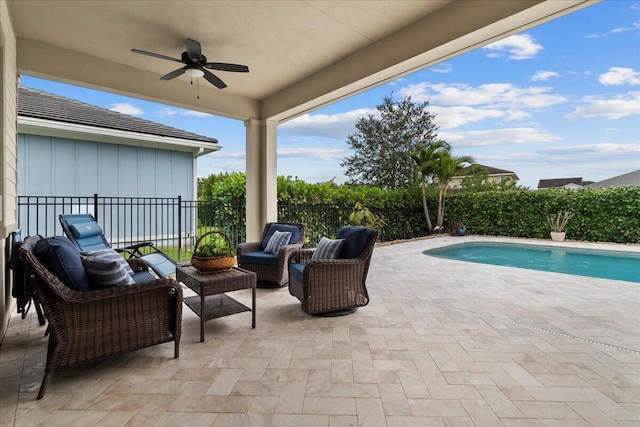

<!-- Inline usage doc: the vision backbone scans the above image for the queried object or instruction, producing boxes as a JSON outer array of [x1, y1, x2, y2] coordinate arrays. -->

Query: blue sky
[[21, 1, 639, 189]]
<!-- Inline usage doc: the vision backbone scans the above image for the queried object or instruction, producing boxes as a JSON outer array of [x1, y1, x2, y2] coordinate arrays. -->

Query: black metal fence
[[18, 194, 426, 261]]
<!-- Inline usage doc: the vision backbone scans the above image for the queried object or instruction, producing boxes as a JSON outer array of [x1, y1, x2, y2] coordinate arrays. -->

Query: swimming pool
[[424, 242, 640, 283]]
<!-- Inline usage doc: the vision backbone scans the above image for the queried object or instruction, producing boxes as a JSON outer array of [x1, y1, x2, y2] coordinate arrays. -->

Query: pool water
[[424, 242, 640, 283]]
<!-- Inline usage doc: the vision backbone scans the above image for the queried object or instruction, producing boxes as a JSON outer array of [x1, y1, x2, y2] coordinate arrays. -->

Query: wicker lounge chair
[[289, 226, 377, 315], [21, 248, 182, 400], [237, 222, 306, 287], [59, 213, 176, 278]]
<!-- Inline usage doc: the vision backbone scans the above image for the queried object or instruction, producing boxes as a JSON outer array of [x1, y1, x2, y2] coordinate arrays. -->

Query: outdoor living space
[[1, 236, 639, 426]]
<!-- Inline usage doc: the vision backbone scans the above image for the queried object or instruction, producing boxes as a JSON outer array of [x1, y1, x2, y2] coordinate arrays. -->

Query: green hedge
[[199, 173, 639, 244], [444, 187, 640, 243]]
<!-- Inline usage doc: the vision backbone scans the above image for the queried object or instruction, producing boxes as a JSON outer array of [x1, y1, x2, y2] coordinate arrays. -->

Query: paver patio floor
[[1, 236, 639, 426]]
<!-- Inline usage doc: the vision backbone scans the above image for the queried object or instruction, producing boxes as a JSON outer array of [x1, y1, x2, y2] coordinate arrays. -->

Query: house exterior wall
[[18, 134, 194, 198], [449, 174, 517, 189], [1, 0, 18, 341]]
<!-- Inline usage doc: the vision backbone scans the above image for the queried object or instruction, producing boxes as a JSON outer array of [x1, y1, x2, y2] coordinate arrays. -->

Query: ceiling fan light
[[186, 68, 204, 78]]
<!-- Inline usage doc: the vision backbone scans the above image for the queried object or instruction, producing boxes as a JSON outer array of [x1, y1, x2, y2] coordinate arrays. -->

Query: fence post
[[177, 195, 182, 261], [93, 194, 98, 221]]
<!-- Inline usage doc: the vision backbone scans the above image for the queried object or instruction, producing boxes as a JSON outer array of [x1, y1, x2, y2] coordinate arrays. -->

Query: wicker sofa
[[237, 222, 306, 287], [21, 246, 182, 400]]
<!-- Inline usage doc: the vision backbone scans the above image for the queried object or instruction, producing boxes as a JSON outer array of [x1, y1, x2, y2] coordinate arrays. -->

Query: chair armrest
[[291, 248, 315, 264], [115, 242, 157, 258], [236, 241, 261, 255]]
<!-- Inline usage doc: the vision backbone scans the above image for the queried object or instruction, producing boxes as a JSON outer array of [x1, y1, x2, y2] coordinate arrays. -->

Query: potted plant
[[191, 230, 236, 272], [547, 211, 573, 242]]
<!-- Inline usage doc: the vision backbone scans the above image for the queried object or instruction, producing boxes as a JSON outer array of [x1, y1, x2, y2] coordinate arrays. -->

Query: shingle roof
[[537, 177, 583, 189], [459, 164, 516, 176], [587, 170, 640, 188], [18, 86, 218, 144]]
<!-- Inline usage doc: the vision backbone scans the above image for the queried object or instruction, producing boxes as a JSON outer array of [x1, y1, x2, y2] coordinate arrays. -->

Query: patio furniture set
[[13, 216, 378, 399]]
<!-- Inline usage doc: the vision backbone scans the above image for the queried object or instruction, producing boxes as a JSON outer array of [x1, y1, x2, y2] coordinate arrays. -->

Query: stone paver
[[1, 236, 639, 426]]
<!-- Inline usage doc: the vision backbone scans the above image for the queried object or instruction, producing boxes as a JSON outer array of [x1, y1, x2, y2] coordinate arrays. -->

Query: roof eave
[[18, 116, 221, 155]]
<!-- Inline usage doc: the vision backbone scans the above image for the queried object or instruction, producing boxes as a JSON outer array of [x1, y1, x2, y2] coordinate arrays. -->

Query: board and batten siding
[[18, 134, 195, 198]]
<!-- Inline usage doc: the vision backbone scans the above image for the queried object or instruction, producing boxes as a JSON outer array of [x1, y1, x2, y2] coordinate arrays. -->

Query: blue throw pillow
[[33, 236, 92, 291], [311, 236, 345, 260], [261, 224, 300, 249], [264, 230, 292, 254], [335, 226, 376, 259], [81, 255, 135, 288]]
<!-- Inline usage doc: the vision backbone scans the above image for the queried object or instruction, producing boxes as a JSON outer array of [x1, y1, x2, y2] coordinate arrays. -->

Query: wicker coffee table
[[176, 265, 256, 342]]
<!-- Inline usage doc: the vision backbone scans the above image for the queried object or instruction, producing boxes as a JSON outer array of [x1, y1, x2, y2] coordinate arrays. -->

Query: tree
[[341, 94, 439, 189], [432, 151, 474, 227], [410, 140, 450, 233]]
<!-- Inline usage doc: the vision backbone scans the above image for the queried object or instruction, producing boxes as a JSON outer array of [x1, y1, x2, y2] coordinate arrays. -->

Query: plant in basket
[[191, 230, 236, 272]]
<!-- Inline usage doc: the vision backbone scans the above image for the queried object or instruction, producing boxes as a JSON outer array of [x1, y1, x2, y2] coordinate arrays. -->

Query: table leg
[[252, 285, 256, 328], [200, 284, 205, 342]]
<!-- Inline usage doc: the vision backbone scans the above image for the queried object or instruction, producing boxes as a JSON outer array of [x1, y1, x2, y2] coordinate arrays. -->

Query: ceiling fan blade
[[131, 48, 184, 64], [186, 38, 202, 63], [204, 63, 249, 73], [201, 68, 227, 89], [160, 67, 187, 80]]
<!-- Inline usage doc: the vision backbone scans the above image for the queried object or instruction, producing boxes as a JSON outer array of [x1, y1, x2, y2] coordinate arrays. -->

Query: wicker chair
[[21, 249, 182, 400], [289, 226, 378, 315], [237, 222, 306, 287]]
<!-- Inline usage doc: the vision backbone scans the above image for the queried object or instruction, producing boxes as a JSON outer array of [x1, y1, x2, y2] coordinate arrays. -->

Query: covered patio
[[2, 236, 639, 425], [0, 0, 600, 340]]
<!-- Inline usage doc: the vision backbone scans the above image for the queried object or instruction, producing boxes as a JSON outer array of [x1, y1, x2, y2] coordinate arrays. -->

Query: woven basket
[[191, 231, 236, 272]]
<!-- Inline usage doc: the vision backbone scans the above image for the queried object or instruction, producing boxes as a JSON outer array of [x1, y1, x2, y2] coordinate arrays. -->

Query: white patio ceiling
[[8, 0, 595, 123]]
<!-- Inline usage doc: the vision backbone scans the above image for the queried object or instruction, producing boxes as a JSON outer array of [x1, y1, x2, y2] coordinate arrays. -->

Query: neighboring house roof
[[537, 177, 585, 189], [587, 170, 640, 188], [17, 86, 220, 152], [455, 164, 520, 180]]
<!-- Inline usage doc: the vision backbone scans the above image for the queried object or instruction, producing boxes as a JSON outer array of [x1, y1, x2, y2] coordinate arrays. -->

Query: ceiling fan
[[131, 38, 249, 89]]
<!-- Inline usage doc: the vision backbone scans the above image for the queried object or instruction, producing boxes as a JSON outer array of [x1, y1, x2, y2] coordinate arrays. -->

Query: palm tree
[[432, 151, 474, 227], [410, 140, 450, 233]]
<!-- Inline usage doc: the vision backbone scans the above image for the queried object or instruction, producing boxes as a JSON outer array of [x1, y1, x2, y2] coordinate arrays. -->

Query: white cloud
[[598, 67, 640, 85], [280, 109, 377, 139], [278, 147, 347, 161], [430, 63, 453, 74], [429, 106, 506, 129], [587, 21, 640, 38], [182, 110, 212, 117], [532, 71, 560, 81], [566, 92, 640, 120], [482, 34, 543, 60], [156, 107, 211, 117], [210, 150, 246, 159], [109, 103, 144, 116], [156, 108, 178, 117], [440, 127, 562, 147], [400, 82, 567, 110]]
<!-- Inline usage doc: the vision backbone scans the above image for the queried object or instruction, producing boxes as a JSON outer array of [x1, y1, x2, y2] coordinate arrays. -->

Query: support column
[[244, 119, 278, 241]]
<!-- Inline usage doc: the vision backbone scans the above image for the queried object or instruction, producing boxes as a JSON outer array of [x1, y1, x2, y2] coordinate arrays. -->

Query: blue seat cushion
[[289, 263, 305, 283], [261, 224, 301, 250], [239, 251, 279, 265], [336, 226, 376, 259], [132, 271, 157, 283], [33, 236, 92, 291]]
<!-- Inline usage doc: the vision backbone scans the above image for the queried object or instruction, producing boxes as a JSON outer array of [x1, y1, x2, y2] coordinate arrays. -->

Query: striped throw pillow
[[81, 254, 135, 288], [311, 236, 345, 260], [264, 230, 292, 254], [81, 248, 135, 276]]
